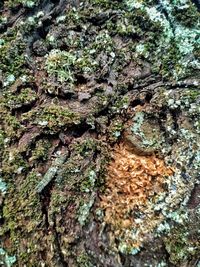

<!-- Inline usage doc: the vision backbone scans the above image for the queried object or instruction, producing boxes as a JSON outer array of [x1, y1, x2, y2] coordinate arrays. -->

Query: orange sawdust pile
[[100, 142, 174, 230]]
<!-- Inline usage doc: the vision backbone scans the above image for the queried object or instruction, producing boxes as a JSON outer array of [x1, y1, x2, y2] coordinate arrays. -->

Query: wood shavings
[[100, 142, 174, 247]]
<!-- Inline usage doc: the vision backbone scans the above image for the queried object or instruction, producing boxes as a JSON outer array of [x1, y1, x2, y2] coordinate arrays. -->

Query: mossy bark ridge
[[0, 0, 199, 266]]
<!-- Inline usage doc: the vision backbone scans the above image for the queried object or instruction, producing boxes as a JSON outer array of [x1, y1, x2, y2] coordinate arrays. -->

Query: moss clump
[[0, 30, 26, 85], [0, 102, 22, 139], [0, 130, 5, 150], [21, 104, 81, 132], [45, 48, 98, 91], [3, 88, 37, 109], [75, 54, 98, 75], [5, 0, 39, 8], [89, 0, 119, 9], [3, 114, 21, 139], [164, 225, 200, 265], [1, 148, 28, 178], [30, 139, 51, 162], [7, 171, 41, 224], [74, 138, 98, 157], [110, 95, 129, 114], [182, 89, 200, 102], [107, 119, 123, 142], [1, 170, 42, 244], [77, 252, 93, 267], [80, 169, 97, 193], [172, 2, 199, 28]]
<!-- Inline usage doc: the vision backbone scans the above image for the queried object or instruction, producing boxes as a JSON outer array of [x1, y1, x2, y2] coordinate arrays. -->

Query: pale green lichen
[[131, 111, 145, 134], [78, 194, 95, 226], [0, 177, 7, 194], [131, 111, 162, 149], [118, 242, 141, 255], [126, 0, 200, 79], [0, 248, 16, 267], [35, 150, 68, 193]]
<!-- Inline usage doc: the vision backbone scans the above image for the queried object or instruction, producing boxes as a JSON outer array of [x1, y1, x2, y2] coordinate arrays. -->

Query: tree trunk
[[0, 0, 199, 266]]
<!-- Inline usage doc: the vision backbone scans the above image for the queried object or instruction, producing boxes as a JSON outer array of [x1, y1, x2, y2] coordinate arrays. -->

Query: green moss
[[2, 170, 42, 241], [75, 54, 98, 75], [0, 102, 22, 139], [30, 139, 51, 162], [108, 119, 123, 142], [164, 226, 199, 265], [94, 93, 111, 113], [45, 48, 98, 90], [64, 6, 82, 26], [116, 17, 137, 37], [0, 30, 26, 84], [182, 89, 200, 102], [172, 2, 199, 28], [110, 95, 129, 114], [3, 88, 37, 109], [4, 115, 21, 139], [89, 0, 113, 8], [0, 130, 5, 150], [158, 39, 177, 75], [77, 252, 93, 267], [91, 30, 114, 52], [80, 169, 97, 193], [1, 148, 28, 177], [74, 138, 97, 157], [5, 0, 39, 8], [21, 104, 80, 132]]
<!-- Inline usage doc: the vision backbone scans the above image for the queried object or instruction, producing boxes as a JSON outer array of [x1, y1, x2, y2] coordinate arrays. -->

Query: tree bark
[[0, 0, 199, 266]]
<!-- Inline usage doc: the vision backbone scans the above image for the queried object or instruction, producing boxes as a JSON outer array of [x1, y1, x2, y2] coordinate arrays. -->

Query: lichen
[[0, 177, 7, 194], [0, 248, 16, 267], [78, 194, 95, 226], [125, 0, 200, 79]]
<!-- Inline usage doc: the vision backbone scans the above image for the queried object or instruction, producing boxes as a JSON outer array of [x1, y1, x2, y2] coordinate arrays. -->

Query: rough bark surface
[[0, 0, 199, 266]]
